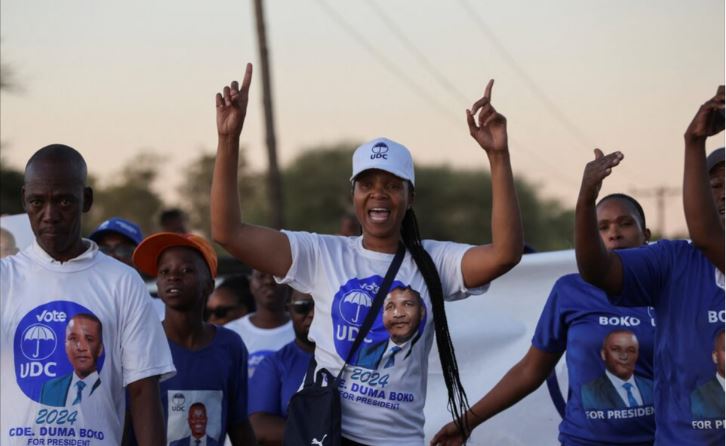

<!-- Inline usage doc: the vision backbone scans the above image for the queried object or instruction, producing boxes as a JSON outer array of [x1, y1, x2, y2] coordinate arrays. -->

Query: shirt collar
[[717, 373, 725, 390], [605, 369, 637, 388], [29, 238, 98, 266]]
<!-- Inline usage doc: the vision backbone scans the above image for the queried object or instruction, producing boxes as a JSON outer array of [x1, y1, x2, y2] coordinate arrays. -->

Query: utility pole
[[253, 0, 284, 229], [630, 186, 680, 237]]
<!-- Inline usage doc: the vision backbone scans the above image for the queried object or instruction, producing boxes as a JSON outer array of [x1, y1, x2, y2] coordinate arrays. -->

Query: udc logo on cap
[[13, 301, 105, 405], [370, 142, 389, 160], [331, 276, 406, 360]]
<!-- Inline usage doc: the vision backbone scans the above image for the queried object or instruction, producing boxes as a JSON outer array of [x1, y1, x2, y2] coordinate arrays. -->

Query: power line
[[457, 0, 594, 153], [314, 0, 580, 188], [314, 0, 460, 128], [365, 0, 471, 105]]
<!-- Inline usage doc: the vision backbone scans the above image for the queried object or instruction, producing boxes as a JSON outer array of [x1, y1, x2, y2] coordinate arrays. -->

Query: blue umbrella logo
[[21, 323, 57, 361]]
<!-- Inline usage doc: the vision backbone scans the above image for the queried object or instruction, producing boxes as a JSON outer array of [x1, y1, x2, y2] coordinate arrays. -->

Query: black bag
[[283, 243, 406, 446]]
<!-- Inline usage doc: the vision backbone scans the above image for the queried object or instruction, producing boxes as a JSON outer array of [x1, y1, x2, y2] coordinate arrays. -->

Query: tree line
[[0, 143, 575, 252]]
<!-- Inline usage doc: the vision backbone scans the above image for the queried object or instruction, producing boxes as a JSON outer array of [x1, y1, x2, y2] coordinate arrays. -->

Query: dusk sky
[[2, 0, 724, 238]]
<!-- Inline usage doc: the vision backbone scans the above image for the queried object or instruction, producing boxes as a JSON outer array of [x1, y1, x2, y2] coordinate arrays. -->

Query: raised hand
[[579, 149, 623, 203], [685, 85, 725, 143], [216, 63, 253, 138], [467, 79, 508, 154], [429, 421, 466, 446]]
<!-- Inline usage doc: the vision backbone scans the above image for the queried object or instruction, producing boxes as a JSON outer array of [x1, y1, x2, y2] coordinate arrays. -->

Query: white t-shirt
[[225, 314, 294, 378], [276, 232, 487, 445], [0, 240, 176, 445]]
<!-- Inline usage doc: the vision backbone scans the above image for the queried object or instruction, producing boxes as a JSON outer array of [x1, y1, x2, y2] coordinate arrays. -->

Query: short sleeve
[[119, 273, 176, 386], [248, 354, 283, 416], [531, 278, 568, 354], [274, 230, 320, 294], [423, 239, 489, 301], [227, 331, 249, 425], [612, 241, 674, 307]]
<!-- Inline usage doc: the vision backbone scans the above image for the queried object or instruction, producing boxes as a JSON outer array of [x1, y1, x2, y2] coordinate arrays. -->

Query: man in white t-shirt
[[225, 269, 293, 378], [0, 144, 175, 445]]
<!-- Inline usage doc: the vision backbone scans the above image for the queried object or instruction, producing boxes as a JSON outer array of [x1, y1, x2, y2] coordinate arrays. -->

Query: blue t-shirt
[[614, 240, 725, 446], [160, 326, 248, 445], [248, 340, 313, 417], [533, 274, 655, 446]]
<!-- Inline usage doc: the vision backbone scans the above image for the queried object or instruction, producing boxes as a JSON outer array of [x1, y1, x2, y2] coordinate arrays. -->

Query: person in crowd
[[0, 144, 175, 445], [211, 64, 523, 445], [89, 217, 143, 267], [160, 208, 189, 234], [705, 146, 724, 228], [0, 227, 19, 258], [89, 216, 167, 319], [207, 274, 255, 325], [573, 86, 724, 445], [225, 269, 294, 379], [248, 290, 315, 445], [130, 231, 255, 445], [431, 193, 656, 446]]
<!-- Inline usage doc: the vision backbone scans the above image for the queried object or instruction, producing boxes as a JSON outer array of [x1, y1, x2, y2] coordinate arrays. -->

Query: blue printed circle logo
[[14, 301, 106, 407], [332, 276, 426, 366], [21, 323, 58, 360]]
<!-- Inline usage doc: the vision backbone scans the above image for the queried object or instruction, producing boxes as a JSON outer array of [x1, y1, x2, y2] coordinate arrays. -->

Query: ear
[[643, 227, 652, 243], [407, 183, 415, 209], [600, 349, 606, 362], [713, 351, 718, 365], [82, 187, 93, 213]]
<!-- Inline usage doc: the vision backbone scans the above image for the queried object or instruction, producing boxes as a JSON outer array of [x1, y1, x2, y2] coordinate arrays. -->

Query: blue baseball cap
[[89, 217, 143, 245]]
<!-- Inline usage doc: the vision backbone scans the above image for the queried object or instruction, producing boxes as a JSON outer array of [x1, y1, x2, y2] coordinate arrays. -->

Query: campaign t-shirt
[[276, 232, 486, 446], [0, 240, 175, 445], [614, 240, 725, 446], [533, 274, 655, 446], [248, 340, 312, 417], [159, 326, 248, 446], [224, 314, 293, 379]]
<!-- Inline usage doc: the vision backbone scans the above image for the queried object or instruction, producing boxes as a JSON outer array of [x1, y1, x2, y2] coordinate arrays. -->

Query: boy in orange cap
[[128, 232, 256, 445]]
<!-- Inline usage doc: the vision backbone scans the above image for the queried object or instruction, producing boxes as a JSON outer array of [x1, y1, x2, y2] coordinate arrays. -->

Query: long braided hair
[[400, 207, 471, 440]]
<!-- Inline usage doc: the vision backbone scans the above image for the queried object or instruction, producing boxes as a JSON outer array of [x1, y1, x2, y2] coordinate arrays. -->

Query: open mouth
[[165, 287, 182, 296], [368, 208, 391, 223]]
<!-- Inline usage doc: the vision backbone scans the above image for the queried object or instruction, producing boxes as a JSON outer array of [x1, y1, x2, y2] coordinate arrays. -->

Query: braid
[[401, 209, 471, 441]]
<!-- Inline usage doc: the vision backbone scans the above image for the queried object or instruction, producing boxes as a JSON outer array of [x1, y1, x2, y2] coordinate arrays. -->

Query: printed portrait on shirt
[[581, 329, 654, 410], [336, 281, 426, 371], [13, 301, 106, 407], [167, 390, 223, 446], [331, 277, 428, 368], [690, 329, 725, 420]]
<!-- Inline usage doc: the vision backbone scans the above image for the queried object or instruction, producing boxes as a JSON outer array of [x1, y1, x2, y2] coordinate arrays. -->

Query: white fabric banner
[[424, 250, 577, 445]]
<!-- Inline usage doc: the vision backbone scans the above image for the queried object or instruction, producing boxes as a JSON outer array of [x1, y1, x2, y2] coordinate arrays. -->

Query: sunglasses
[[99, 244, 135, 258], [289, 300, 314, 315], [205, 305, 239, 319]]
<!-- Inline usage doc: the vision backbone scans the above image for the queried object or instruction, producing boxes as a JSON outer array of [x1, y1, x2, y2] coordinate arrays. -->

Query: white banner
[[424, 249, 578, 445]]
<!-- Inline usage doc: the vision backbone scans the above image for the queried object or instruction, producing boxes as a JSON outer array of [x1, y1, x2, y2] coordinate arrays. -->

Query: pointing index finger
[[484, 79, 494, 101]]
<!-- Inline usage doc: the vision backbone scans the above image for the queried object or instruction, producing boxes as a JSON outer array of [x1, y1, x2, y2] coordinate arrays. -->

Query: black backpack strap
[[339, 242, 406, 378]]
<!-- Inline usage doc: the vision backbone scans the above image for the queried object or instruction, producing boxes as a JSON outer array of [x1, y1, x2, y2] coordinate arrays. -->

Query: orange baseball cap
[[132, 232, 218, 278]]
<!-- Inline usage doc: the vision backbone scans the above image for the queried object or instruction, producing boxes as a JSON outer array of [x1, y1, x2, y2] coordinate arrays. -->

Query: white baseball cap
[[350, 137, 415, 186]]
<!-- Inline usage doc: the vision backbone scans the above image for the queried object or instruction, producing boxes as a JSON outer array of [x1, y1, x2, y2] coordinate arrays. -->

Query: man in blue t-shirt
[[575, 86, 725, 445], [249, 290, 314, 444]]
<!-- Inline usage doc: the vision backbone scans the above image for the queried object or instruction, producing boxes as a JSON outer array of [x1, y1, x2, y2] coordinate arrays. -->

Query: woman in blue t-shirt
[[432, 193, 656, 446]]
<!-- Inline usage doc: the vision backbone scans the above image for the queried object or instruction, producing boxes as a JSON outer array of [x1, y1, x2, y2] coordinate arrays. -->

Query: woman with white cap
[[211, 63, 523, 446]]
